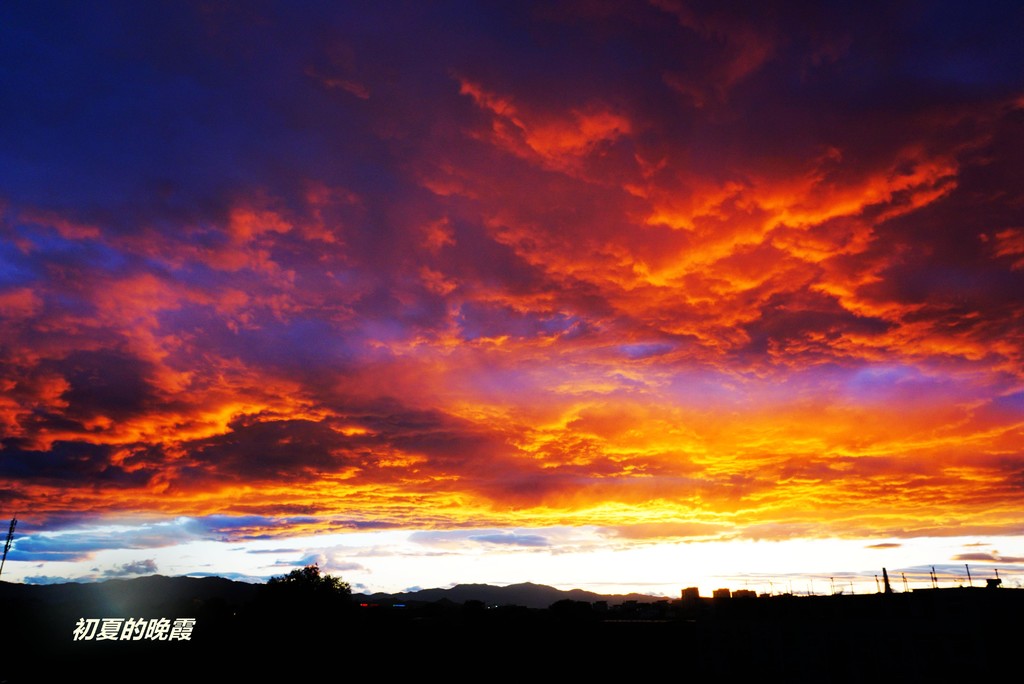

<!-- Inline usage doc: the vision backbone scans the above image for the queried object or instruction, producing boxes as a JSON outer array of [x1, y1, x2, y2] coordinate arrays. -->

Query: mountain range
[[365, 581, 662, 609], [0, 575, 663, 611]]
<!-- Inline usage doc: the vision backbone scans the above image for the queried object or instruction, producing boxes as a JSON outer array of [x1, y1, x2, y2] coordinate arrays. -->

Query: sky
[[1, 1, 1022, 597]]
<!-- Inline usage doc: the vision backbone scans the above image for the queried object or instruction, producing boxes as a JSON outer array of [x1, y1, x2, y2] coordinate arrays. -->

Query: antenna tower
[[0, 516, 17, 580]]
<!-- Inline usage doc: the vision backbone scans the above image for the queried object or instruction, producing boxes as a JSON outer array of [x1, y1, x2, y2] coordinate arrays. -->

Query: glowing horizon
[[0, 2, 1022, 593]]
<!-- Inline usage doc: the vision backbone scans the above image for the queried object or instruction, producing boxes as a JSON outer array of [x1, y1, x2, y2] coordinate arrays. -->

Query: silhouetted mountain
[[0, 575, 660, 614], [362, 580, 662, 608], [0, 574, 261, 613]]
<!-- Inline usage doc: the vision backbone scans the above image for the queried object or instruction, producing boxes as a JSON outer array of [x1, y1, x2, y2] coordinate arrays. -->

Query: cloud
[[6, 515, 320, 562], [23, 575, 75, 585], [409, 529, 553, 549], [0, 1, 1021, 554], [468, 533, 549, 548], [281, 555, 365, 573], [605, 523, 727, 540], [257, 541, 372, 576], [952, 552, 1024, 564], [866, 543, 902, 549], [9, 520, 200, 562], [184, 571, 265, 583], [102, 559, 158, 577]]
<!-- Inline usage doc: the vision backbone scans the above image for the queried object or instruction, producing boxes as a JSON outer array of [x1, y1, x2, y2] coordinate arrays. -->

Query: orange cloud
[[459, 78, 631, 174], [2, 2, 1022, 554]]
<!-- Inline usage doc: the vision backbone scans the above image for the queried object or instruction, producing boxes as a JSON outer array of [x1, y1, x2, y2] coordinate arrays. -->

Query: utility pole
[[965, 564, 973, 588], [0, 516, 17, 580]]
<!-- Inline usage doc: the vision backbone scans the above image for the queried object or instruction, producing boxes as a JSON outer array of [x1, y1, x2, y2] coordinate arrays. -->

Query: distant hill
[[0, 574, 262, 613], [362, 581, 664, 609], [0, 575, 662, 611]]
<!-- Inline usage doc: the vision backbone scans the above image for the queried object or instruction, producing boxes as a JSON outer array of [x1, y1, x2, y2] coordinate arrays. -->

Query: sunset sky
[[1, 1, 1022, 596]]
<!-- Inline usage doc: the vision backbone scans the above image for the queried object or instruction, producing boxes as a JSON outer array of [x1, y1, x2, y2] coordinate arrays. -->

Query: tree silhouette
[[259, 563, 353, 646], [267, 563, 352, 599]]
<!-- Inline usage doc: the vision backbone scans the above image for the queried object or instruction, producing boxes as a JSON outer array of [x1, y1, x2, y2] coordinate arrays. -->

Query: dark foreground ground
[[1, 578, 1019, 682]]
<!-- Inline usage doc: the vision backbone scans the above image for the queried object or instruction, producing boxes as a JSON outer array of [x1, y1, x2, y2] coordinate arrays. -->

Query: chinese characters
[[73, 617, 196, 641]]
